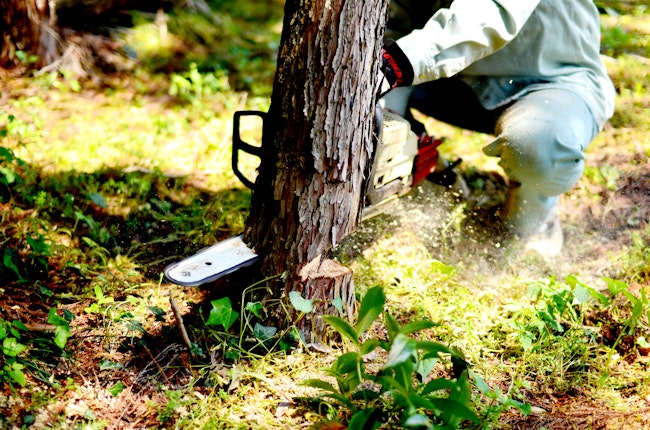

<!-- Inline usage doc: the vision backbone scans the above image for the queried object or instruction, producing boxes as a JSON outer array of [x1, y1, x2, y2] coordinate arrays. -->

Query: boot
[[523, 206, 564, 257], [503, 183, 564, 257]]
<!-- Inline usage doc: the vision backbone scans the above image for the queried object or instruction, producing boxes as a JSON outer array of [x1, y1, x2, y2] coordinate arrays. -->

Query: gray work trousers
[[384, 77, 599, 235]]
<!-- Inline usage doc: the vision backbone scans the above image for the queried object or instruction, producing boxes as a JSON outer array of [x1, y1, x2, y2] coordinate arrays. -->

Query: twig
[[142, 344, 173, 386], [169, 288, 193, 352]]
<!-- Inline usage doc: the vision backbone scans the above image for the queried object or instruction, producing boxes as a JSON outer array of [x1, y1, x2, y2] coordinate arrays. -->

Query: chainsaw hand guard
[[232, 110, 266, 189]]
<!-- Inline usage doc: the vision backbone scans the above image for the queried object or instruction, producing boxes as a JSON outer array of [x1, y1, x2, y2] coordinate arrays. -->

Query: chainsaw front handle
[[232, 110, 266, 189]]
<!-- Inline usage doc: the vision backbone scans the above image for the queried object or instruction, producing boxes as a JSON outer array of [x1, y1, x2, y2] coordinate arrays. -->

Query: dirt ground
[[3, 143, 647, 429]]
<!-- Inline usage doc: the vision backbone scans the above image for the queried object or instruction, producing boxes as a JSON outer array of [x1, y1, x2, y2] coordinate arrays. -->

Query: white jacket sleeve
[[396, 0, 542, 84]]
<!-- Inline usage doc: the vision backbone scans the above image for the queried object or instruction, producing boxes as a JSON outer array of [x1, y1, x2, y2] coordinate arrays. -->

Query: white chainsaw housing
[[373, 111, 418, 189]]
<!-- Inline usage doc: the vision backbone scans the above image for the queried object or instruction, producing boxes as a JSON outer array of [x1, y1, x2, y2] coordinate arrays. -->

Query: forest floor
[[0, 1, 649, 429]]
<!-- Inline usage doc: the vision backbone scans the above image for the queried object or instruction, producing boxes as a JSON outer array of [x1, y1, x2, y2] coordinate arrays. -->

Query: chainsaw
[[163, 108, 461, 286]]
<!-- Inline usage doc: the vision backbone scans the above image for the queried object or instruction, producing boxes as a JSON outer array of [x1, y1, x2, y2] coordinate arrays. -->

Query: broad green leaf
[[75, 211, 97, 230], [416, 356, 438, 382], [7, 366, 27, 387], [2, 337, 27, 357], [503, 397, 532, 415], [622, 290, 639, 305], [630, 298, 644, 331], [322, 369, 361, 398], [108, 381, 126, 397], [323, 315, 358, 345], [0, 147, 14, 160], [39, 286, 54, 298], [444, 371, 474, 427], [377, 374, 407, 396], [470, 372, 492, 396], [639, 336, 650, 348], [385, 334, 416, 369], [125, 319, 146, 334], [417, 340, 453, 358], [206, 297, 239, 330], [348, 408, 379, 430], [356, 286, 385, 337], [48, 308, 72, 349], [518, 331, 534, 351], [27, 235, 50, 255], [421, 378, 457, 396], [148, 306, 166, 322], [253, 323, 277, 342], [585, 285, 610, 306], [301, 378, 339, 393], [0, 166, 16, 184], [98, 359, 123, 371], [360, 338, 382, 355], [330, 351, 361, 375], [399, 320, 438, 336], [289, 291, 314, 313], [428, 398, 479, 423], [93, 285, 113, 306], [338, 372, 362, 396], [605, 277, 629, 295], [384, 312, 400, 342], [350, 389, 381, 401], [403, 413, 431, 428], [88, 192, 107, 208], [245, 302, 264, 318], [572, 284, 592, 305], [3, 249, 22, 279], [430, 260, 457, 276], [53, 325, 72, 349], [393, 362, 414, 392]]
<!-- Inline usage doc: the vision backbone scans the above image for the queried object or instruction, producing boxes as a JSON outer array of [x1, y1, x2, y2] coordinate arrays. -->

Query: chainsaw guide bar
[[163, 235, 258, 287]]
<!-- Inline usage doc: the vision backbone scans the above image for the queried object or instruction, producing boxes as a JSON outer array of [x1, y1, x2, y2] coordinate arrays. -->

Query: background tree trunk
[[0, 0, 166, 69], [244, 0, 389, 342], [0, 0, 59, 68]]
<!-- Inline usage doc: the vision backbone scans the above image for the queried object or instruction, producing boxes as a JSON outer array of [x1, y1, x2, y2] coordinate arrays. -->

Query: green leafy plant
[[303, 286, 480, 429], [1, 232, 53, 282], [200, 276, 301, 361], [168, 63, 231, 105], [85, 285, 116, 315], [206, 297, 240, 330], [47, 308, 72, 350], [499, 276, 598, 352], [471, 372, 531, 428], [0, 318, 29, 387], [0, 308, 71, 389], [0, 145, 28, 190], [591, 277, 650, 354]]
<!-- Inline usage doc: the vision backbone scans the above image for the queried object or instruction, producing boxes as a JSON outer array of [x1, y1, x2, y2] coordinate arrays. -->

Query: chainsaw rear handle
[[232, 110, 266, 189]]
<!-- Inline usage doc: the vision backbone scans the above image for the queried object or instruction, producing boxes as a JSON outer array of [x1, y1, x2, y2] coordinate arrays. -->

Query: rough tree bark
[[244, 0, 389, 342], [0, 0, 59, 68]]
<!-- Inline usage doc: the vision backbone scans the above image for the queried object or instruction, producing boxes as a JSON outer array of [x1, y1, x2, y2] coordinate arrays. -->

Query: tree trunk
[[244, 0, 389, 342], [0, 0, 59, 68]]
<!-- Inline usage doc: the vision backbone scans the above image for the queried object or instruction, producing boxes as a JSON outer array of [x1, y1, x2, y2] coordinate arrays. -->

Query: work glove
[[379, 39, 414, 97]]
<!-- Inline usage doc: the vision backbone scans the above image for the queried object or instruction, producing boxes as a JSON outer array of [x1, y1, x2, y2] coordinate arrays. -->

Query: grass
[[1, 1, 649, 428]]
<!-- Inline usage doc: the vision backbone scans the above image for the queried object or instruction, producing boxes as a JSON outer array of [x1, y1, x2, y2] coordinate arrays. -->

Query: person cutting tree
[[379, 0, 615, 257]]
